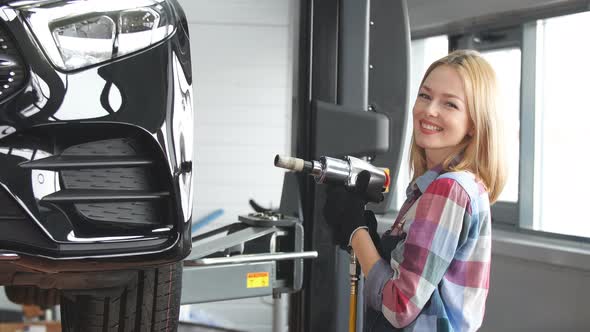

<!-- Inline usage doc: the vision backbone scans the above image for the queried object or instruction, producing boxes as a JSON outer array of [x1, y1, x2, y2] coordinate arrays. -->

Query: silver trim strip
[[185, 251, 319, 267], [0, 252, 20, 260], [16, 233, 180, 261], [66, 231, 147, 243]]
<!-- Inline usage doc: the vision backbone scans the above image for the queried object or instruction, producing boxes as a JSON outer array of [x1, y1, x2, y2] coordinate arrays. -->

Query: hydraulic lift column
[[289, 0, 410, 331]]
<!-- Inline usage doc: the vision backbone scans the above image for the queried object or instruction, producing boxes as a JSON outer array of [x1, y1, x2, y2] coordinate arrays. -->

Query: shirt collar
[[414, 164, 444, 194], [409, 154, 463, 195]]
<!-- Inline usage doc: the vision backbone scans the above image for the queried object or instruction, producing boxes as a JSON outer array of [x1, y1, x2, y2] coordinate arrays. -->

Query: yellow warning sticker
[[247, 272, 269, 288]]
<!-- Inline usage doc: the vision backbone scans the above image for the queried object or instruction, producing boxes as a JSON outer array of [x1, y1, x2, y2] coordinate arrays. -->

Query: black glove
[[364, 209, 381, 248], [323, 171, 383, 249]]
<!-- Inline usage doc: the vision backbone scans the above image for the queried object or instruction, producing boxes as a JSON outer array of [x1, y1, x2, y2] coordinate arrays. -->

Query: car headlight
[[17, 0, 176, 71]]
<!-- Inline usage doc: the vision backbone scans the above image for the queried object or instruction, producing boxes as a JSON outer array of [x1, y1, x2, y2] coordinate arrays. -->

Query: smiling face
[[412, 64, 473, 168]]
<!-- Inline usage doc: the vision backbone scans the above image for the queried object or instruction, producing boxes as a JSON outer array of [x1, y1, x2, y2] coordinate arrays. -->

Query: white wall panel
[[196, 86, 287, 107], [187, 12, 292, 230], [192, 26, 289, 63], [178, 0, 294, 330], [197, 105, 288, 126], [181, 0, 290, 26]]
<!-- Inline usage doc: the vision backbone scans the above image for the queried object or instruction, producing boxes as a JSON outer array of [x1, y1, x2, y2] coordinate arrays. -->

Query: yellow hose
[[349, 251, 358, 332]]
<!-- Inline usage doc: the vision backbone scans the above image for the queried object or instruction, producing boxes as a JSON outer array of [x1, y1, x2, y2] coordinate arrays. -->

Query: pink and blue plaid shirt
[[365, 166, 491, 331]]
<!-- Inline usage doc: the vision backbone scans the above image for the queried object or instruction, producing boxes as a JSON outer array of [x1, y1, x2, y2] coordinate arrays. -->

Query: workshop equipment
[[274, 155, 390, 195], [182, 212, 318, 304], [275, 154, 389, 331]]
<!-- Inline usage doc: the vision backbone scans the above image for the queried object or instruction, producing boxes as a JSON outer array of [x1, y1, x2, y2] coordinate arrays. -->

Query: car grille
[[19, 138, 171, 233], [0, 23, 26, 103]]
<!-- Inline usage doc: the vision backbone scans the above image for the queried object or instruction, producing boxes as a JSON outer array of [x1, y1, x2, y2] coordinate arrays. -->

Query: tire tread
[[60, 262, 182, 332]]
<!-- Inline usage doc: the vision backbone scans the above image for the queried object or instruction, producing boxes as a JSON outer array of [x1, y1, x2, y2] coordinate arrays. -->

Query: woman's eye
[[445, 102, 458, 109], [418, 93, 430, 100]]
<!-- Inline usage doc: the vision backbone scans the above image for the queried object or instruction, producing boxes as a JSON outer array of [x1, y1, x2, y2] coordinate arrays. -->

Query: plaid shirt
[[365, 166, 492, 331]]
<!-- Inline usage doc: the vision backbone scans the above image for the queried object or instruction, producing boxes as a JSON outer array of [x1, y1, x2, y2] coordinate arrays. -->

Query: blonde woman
[[323, 50, 507, 331]]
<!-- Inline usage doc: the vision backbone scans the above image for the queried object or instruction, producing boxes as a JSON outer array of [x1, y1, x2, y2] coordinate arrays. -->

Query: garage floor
[[179, 321, 242, 332]]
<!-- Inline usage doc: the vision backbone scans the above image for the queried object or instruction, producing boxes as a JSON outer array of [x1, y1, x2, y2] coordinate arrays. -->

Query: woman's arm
[[350, 228, 381, 276]]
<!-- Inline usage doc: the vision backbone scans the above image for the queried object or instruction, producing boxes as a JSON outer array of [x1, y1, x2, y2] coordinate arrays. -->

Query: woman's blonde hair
[[409, 49, 507, 203]]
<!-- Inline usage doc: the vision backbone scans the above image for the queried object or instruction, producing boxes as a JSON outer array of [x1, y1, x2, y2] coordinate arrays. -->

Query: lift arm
[[181, 213, 317, 305]]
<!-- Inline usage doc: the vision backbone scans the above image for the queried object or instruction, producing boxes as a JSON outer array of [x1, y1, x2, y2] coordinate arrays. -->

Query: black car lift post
[[180, 0, 410, 331], [290, 0, 410, 331]]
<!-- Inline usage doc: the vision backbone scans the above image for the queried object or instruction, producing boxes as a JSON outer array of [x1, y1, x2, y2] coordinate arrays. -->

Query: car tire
[[5, 285, 60, 308], [60, 262, 183, 332]]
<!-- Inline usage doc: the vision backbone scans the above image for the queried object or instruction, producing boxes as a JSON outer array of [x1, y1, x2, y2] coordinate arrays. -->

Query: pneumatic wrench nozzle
[[274, 155, 390, 202], [274, 155, 314, 173]]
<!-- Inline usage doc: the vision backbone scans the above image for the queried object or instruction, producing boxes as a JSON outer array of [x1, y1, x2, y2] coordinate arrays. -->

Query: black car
[[0, 0, 193, 330]]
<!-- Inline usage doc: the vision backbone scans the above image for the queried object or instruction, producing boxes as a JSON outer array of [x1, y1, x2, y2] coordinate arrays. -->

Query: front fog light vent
[[19, 138, 170, 230]]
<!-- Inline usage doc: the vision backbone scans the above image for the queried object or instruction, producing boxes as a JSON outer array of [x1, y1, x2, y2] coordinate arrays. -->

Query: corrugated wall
[[184, 0, 293, 235], [179, 0, 294, 331]]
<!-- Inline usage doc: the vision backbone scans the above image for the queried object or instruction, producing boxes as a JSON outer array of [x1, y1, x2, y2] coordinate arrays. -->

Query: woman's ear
[[468, 127, 475, 137]]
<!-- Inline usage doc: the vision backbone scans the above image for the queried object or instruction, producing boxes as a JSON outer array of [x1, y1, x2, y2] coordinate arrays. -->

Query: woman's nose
[[423, 101, 438, 117]]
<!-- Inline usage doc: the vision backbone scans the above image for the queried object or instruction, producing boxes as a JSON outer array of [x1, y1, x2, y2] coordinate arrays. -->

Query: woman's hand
[[322, 171, 381, 249]]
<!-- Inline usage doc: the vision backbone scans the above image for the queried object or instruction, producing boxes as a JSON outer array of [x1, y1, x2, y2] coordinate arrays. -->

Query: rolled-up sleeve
[[365, 258, 394, 310]]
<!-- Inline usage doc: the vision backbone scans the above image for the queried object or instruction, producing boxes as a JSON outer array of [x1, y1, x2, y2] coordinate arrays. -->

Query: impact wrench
[[274, 155, 390, 332]]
